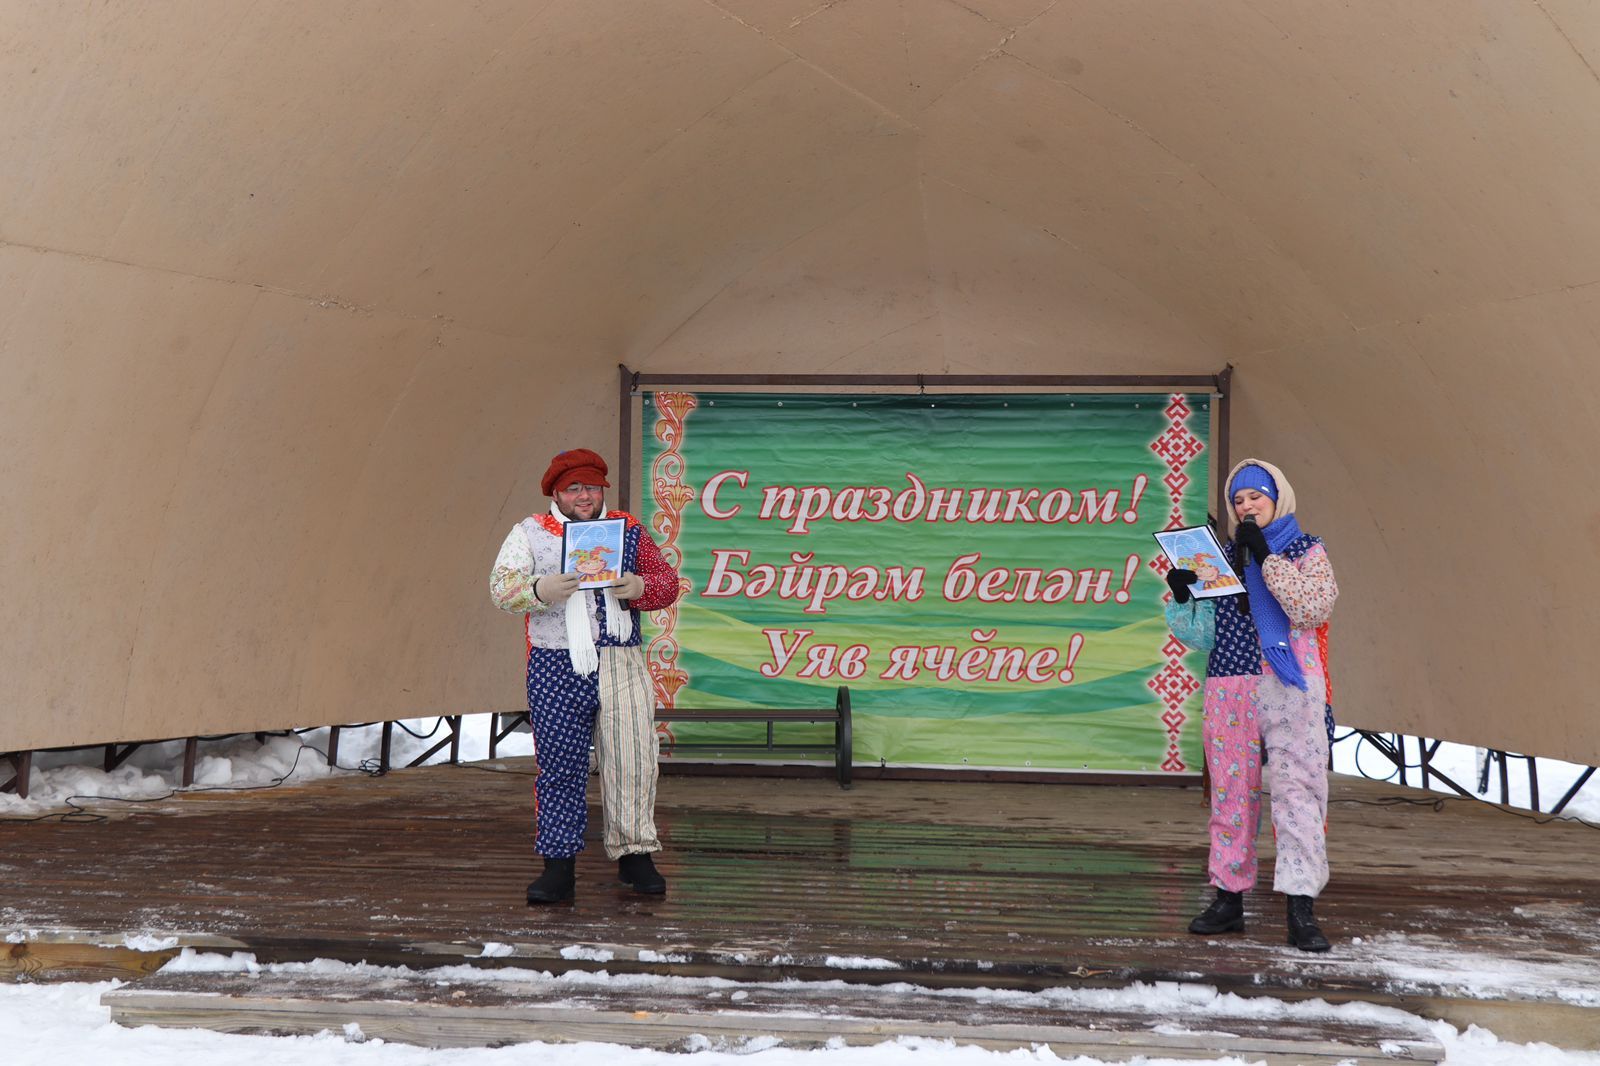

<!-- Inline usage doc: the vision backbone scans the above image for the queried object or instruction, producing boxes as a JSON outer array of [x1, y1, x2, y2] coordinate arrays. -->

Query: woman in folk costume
[[489, 448, 682, 904], [1163, 459, 1338, 952]]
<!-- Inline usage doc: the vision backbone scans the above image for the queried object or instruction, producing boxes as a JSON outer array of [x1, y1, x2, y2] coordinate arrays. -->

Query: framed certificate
[[1152, 524, 1245, 599], [560, 517, 626, 589]]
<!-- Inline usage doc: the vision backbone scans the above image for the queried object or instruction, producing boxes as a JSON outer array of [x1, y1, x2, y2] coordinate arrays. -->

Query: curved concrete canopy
[[2, 1, 1597, 761]]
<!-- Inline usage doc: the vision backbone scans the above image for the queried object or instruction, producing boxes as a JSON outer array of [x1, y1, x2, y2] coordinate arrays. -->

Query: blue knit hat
[[1229, 463, 1278, 502]]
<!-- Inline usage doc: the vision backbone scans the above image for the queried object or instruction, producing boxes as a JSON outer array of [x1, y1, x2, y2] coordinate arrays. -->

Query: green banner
[[639, 392, 1210, 774]]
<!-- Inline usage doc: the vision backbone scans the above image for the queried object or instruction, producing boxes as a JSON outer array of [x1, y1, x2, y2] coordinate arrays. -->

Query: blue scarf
[[1232, 466, 1309, 691]]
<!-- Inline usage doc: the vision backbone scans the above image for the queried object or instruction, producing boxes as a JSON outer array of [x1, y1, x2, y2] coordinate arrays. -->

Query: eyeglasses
[[559, 484, 606, 496]]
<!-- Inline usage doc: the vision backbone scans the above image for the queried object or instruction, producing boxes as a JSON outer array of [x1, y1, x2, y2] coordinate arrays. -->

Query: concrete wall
[[2, 1, 1597, 760]]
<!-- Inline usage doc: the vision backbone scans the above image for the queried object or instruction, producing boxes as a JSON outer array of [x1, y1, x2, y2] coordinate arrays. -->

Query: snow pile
[[122, 934, 180, 951], [474, 943, 515, 959], [0, 734, 334, 816], [559, 945, 615, 963], [0, 715, 534, 818], [1438, 1023, 1600, 1066]]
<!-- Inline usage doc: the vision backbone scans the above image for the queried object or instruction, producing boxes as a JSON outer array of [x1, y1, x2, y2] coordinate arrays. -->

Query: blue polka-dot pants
[[527, 648, 599, 858]]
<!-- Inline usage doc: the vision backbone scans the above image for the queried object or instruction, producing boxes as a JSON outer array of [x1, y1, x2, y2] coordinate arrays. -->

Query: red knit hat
[[541, 448, 610, 496]]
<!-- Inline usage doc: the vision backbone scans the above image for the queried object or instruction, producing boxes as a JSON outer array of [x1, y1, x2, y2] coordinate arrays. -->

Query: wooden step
[[103, 968, 1445, 1063]]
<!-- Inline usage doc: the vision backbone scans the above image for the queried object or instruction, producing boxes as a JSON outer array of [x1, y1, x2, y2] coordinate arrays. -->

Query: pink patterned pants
[[1202, 658, 1329, 897]]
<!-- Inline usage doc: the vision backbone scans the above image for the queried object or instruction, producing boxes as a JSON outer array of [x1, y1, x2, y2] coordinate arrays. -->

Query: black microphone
[[1237, 514, 1256, 617]]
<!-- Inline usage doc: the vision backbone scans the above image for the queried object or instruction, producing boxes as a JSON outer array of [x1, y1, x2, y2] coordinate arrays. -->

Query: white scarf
[[549, 501, 632, 676]]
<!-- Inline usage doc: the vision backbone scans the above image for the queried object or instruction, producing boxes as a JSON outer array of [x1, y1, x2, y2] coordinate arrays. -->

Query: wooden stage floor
[[3, 760, 1597, 1052]]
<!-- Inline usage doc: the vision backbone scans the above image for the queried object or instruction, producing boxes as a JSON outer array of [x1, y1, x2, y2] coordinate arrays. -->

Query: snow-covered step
[[102, 964, 1445, 1063]]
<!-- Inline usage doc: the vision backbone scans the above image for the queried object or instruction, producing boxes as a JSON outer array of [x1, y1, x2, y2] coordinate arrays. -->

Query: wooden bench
[[489, 686, 853, 789]]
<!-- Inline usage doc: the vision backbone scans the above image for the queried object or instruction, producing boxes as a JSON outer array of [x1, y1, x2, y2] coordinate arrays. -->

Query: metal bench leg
[[104, 743, 142, 773], [490, 713, 530, 759], [836, 686, 853, 790], [2, 751, 32, 799], [404, 718, 465, 769], [1552, 766, 1596, 815]]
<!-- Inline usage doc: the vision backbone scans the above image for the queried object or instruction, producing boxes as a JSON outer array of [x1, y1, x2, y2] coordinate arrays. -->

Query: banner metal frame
[[618, 365, 1234, 523]]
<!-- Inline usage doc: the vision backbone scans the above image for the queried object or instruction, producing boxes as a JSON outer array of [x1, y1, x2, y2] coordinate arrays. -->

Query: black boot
[[526, 857, 576, 904], [617, 852, 667, 895], [1286, 894, 1331, 952], [1188, 888, 1245, 934]]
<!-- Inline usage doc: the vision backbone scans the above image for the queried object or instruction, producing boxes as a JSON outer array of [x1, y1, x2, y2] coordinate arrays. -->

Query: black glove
[[1165, 568, 1199, 604], [1235, 522, 1270, 567]]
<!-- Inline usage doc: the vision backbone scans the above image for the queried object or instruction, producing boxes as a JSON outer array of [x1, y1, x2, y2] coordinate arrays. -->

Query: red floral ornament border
[[644, 391, 698, 746], [1146, 394, 1206, 773]]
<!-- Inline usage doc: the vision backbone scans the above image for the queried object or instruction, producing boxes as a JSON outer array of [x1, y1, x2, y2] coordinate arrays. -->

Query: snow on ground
[[1332, 930, 1600, 1007], [0, 716, 532, 818], [4, 963, 1600, 1066], [1332, 732, 1600, 823]]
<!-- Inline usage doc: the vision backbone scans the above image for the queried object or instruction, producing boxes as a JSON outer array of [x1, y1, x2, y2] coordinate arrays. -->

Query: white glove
[[614, 572, 646, 602], [535, 572, 582, 606]]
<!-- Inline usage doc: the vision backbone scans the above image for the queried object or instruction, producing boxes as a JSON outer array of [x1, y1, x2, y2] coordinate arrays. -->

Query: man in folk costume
[[489, 448, 682, 903]]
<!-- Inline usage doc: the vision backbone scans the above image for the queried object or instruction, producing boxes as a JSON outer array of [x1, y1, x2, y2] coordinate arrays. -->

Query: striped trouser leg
[[594, 644, 661, 860]]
